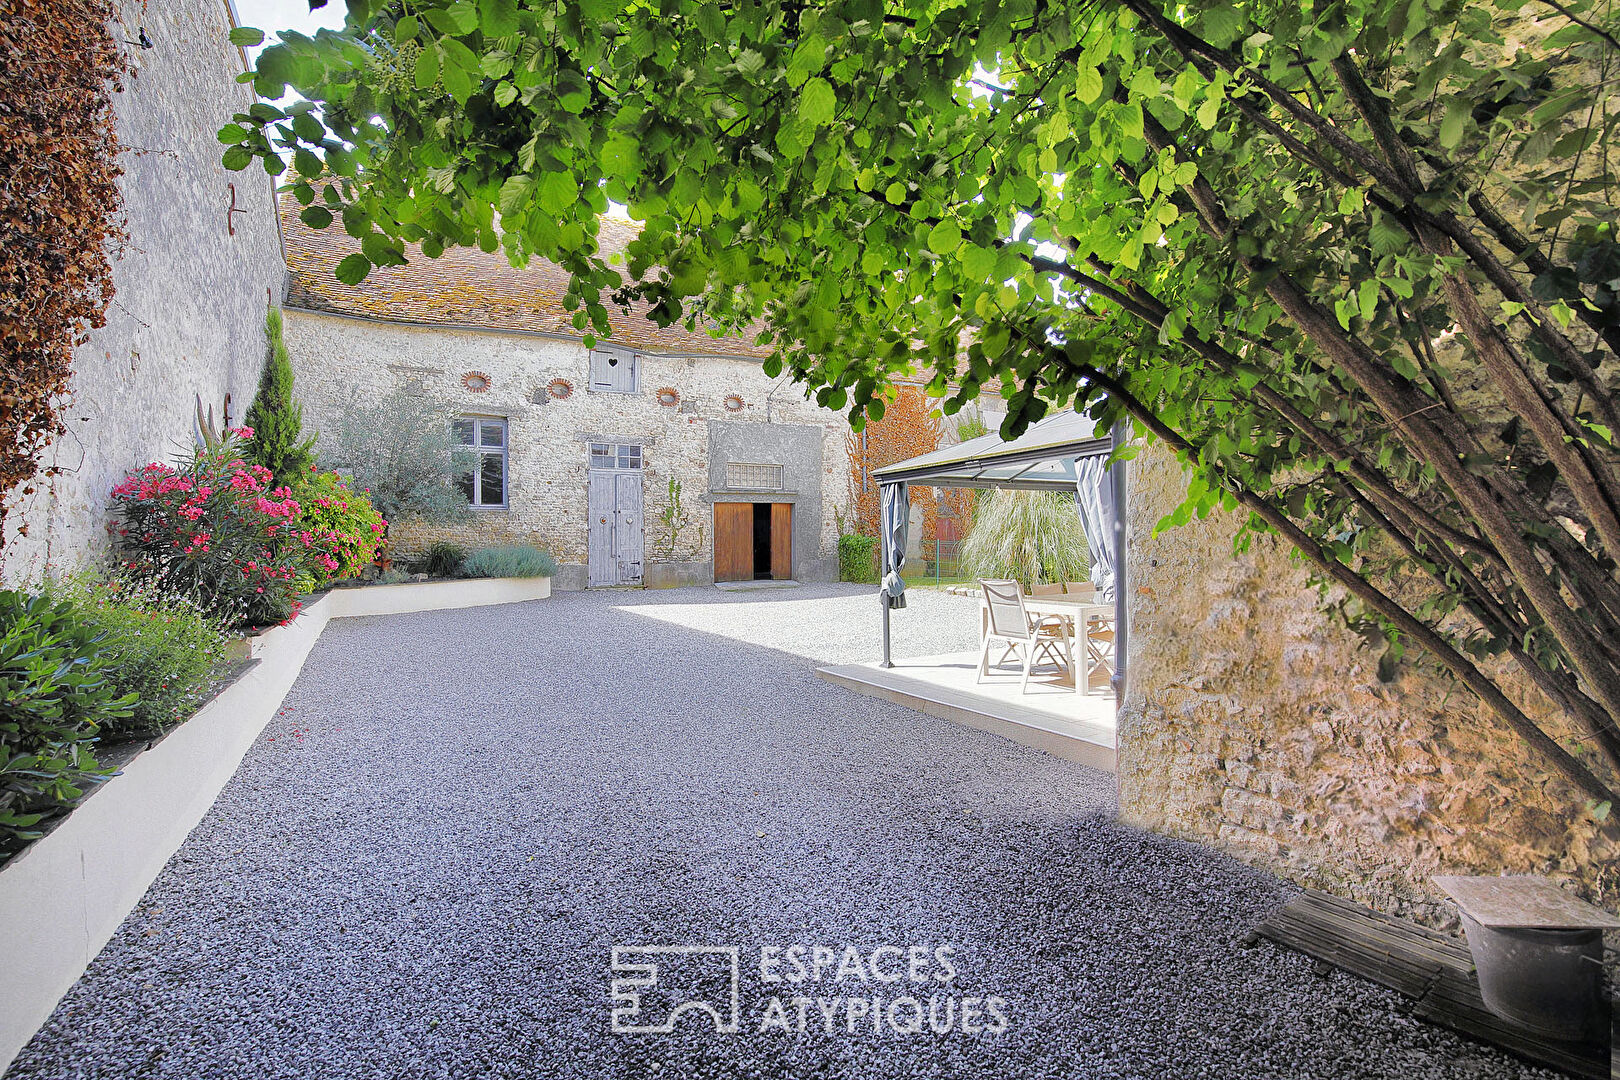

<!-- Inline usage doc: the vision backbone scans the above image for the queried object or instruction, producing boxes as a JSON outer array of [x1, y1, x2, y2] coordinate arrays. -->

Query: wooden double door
[[714, 502, 792, 582], [587, 469, 644, 586]]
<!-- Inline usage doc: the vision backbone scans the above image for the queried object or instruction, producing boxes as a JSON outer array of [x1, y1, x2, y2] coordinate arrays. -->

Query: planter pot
[[1459, 914, 1605, 1041]]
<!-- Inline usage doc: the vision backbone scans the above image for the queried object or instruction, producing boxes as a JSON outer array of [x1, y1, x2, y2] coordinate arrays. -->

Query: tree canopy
[[224, 0, 1620, 810]]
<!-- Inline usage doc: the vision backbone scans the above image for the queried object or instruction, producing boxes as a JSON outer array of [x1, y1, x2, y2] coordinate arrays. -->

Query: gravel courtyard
[[8, 584, 1557, 1080]]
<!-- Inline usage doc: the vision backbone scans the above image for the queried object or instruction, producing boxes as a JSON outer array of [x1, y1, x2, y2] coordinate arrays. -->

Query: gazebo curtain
[[879, 482, 908, 609], [1073, 456, 1117, 601]]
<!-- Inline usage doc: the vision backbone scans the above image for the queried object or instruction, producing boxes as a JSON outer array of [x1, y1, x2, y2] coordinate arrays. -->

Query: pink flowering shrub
[[109, 428, 305, 629], [291, 469, 386, 584]]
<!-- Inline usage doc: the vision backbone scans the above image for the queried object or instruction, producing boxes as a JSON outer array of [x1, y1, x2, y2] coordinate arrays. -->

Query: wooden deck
[[815, 651, 1117, 772], [1255, 889, 1612, 1079]]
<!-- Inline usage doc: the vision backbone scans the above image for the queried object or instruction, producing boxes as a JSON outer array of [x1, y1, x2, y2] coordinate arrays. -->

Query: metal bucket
[[1460, 913, 1606, 1041]]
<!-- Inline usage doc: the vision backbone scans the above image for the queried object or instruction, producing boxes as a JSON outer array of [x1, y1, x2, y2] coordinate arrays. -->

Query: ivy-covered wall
[[0, 0, 286, 584]]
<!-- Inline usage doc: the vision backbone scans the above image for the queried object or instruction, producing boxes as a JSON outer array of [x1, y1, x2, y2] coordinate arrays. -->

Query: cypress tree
[[244, 306, 314, 487]]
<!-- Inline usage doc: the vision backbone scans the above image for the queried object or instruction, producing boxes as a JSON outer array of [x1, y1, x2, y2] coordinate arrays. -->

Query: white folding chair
[[977, 580, 1075, 693]]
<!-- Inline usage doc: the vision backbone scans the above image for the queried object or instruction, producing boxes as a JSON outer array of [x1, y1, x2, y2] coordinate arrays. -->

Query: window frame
[[589, 441, 643, 471], [724, 461, 785, 491], [454, 415, 510, 510]]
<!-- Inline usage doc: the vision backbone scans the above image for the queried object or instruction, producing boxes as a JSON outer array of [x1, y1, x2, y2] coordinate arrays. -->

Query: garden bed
[[0, 574, 550, 1072]]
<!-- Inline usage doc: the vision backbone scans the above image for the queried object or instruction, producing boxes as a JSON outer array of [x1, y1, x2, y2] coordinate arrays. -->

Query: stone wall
[[1117, 442, 1620, 925], [1, 0, 286, 584], [278, 309, 850, 587]]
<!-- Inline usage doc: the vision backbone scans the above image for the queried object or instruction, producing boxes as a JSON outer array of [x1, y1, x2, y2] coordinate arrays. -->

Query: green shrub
[[838, 534, 879, 584], [377, 568, 413, 584], [243, 307, 315, 487], [110, 428, 305, 630], [0, 591, 133, 857], [458, 545, 556, 579], [962, 489, 1090, 591], [319, 390, 473, 523], [46, 577, 230, 741], [423, 540, 465, 578], [292, 469, 386, 584]]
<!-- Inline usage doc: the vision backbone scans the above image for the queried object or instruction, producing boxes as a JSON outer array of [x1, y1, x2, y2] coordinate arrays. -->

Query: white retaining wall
[[0, 575, 550, 1072]]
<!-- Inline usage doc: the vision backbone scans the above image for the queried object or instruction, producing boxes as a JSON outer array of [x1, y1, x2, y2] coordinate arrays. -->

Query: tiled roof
[[279, 196, 772, 359]]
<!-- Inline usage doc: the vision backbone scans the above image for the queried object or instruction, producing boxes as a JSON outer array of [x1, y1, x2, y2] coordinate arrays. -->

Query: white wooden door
[[588, 469, 643, 586], [613, 471, 643, 585]]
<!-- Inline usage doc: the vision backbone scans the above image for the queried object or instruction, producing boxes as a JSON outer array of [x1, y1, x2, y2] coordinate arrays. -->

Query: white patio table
[[977, 595, 1114, 694]]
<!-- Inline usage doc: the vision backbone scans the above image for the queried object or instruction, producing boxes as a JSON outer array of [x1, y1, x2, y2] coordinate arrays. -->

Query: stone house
[[276, 207, 850, 589]]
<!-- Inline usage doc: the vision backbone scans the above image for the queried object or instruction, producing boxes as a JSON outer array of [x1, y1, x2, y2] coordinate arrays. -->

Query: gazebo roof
[[872, 410, 1112, 491]]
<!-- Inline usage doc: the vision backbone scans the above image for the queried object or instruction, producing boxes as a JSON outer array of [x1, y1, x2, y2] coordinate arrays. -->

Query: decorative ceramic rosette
[[461, 370, 491, 393], [656, 387, 680, 407], [547, 377, 574, 401], [722, 393, 745, 412]]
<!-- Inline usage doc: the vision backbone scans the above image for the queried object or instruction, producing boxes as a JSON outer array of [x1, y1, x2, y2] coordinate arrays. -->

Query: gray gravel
[[8, 584, 1558, 1080]]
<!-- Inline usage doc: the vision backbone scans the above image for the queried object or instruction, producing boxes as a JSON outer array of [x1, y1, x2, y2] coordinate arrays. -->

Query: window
[[588, 348, 638, 393], [590, 442, 642, 470], [725, 462, 784, 490], [454, 417, 508, 508]]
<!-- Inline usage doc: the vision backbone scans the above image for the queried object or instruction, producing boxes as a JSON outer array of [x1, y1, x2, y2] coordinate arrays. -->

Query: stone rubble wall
[[1, 0, 286, 584], [278, 310, 851, 586], [1117, 442, 1620, 926]]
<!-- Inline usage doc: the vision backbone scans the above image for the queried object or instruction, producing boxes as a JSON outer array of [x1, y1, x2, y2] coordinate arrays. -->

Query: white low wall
[[0, 575, 550, 1073], [322, 574, 550, 618]]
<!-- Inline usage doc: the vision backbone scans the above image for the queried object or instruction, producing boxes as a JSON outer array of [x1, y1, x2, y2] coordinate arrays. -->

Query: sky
[[232, 0, 347, 63]]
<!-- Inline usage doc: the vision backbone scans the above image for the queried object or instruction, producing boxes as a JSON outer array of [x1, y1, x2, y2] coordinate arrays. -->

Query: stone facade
[[1, 0, 286, 585], [278, 310, 850, 589], [1117, 443, 1620, 925]]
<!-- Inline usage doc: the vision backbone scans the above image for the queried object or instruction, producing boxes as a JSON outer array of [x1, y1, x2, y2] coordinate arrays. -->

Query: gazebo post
[[1109, 422, 1128, 702], [879, 506, 893, 668]]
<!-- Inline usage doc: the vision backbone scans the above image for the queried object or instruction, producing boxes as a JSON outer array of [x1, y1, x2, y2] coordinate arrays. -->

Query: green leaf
[[1439, 100, 1468, 149], [334, 253, 372, 286], [441, 60, 474, 103], [415, 45, 440, 90], [394, 14, 418, 41], [927, 220, 961, 255], [1358, 279, 1380, 322], [228, 26, 265, 47], [425, 0, 478, 34], [299, 206, 334, 229], [479, 0, 519, 36], [1334, 296, 1356, 330], [293, 148, 324, 178], [1196, 95, 1221, 130], [217, 123, 248, 144], [221, 145, 253, 171], [292, 112, 324, 143], [1199, 5, 1245, 47], [961, 243, 996, 280], [884, 181, 907, 205], [1076, 65, 1103, 105], [538, 170, 578, 215], [798, 77, 837, 126], [499, 174, 533, 216], [361, 233, 405, 266]]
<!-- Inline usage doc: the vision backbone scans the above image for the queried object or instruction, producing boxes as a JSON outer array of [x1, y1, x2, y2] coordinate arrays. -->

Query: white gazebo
[[816, 410, 1128, 771]]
